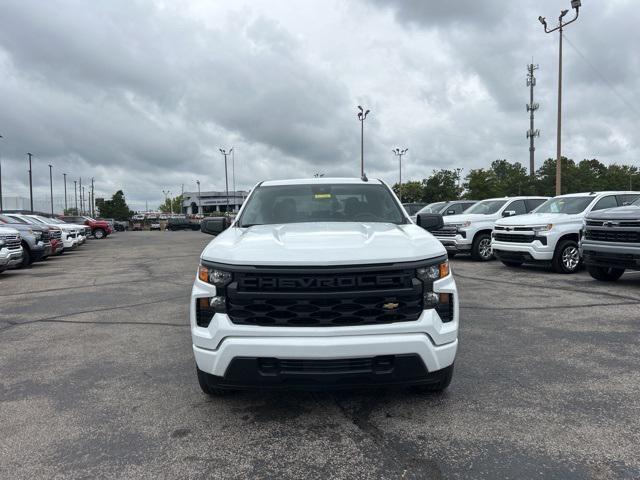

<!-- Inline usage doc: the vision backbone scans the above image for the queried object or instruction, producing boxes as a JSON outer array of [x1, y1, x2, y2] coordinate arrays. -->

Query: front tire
[[587, 265, 625, 282], [93, 228, 106, 239], [20, 246, 32, 268], [196, 367, 235, 396], [471, 233, 493, 261], [552, 240, 581, 274], [411, 364, 454, 394]]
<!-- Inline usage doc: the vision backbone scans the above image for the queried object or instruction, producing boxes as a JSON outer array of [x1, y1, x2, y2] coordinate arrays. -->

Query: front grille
[[587, 220, 640, 228], [0, 235, 21, 251], [226, 266, 427, 327], [494, 225, 532, 231], [433, 227, 457, 237], [51, 230, 62, 240], [41, 231, 50, 242], [494, 233, 535, 243], [263, 357, 392, 375], [585, 230, 639, 243]]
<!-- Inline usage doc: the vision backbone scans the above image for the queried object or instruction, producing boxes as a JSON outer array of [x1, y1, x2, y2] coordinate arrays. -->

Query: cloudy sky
[[0, 0, 638, 211]]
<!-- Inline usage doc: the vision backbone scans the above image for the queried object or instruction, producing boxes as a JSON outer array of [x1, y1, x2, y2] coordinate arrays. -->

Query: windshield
[[535, 196, 595, 214], [417, 202, 447, 215], [239, 183, 406, 227], [0, 214, 27, 224], [633, 198, 640, 206], [84, 216, 97, 222], [465, 200, 507, 215], [10, 215, 39, 225]]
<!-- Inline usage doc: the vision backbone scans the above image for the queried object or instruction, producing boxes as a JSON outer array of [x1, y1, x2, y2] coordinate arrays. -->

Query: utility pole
[[49, 164, 54, 215], [456, 168, 464, 191], [79, 177, 83, 214], [538, 0, 582, 195], [0, 135, 3, 213], [82, 186, 86, 215], [74, 180, 78, 214], [232, 148, 236, 212], [27, 153, 34, 213], [392, 148, 408, 202], [357, 106, 370, 177], [91, 178, 95, 217], [219, 148, 232, 214], [63, 173, 67, 213], [526, 63, 540, 177], [196, 180, 201, 215]]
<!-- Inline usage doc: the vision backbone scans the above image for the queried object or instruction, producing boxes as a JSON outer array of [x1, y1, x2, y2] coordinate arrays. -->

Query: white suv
[[432, 196, 548, 261], [492, 191, 640, 273], [191, 178, 458, 394]]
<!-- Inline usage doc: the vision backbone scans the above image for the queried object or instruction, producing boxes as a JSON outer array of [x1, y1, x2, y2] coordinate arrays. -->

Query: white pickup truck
[[492, 191, 640, 273], [432, 196, 548, 260], [190, 177, 458, 394], [0, 226, 24, 273]]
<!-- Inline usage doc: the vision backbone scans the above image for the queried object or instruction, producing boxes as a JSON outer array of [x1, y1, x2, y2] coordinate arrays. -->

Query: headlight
[[33, 230, 42, 239], [197, 265, 232, 286], [532, 224, 553, 232], [0, 239, 5, 247], [416, 260, 450, 281]]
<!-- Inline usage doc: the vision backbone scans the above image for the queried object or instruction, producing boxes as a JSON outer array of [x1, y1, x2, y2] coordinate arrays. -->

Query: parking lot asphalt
[[1, 231, 640, 480]]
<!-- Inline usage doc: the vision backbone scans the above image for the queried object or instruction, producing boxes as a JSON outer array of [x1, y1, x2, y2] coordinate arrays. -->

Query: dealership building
[[182, 190, 249, 215]]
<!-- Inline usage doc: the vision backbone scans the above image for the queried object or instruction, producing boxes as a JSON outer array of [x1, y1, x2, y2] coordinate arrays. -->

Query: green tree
[[392, 181, 423, 203], [535, 157, 578, 196], [602, 164, 639, 191], [464, 168, 498, 199], [97, 190, 134, 220], [422, 169, 461, 202], [159, 195, 183, 214]]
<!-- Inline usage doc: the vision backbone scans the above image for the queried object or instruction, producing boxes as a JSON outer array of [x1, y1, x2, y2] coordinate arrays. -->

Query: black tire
[[500, 259, 524, 268], [411, 364, 454, 394], [552, 239, 581, 274], [196, 367, 235, 396], [471, 233, 493, 261], [587, 265, 625, 282], [93, 228, 106, 239], [20, 246, 32, 268]]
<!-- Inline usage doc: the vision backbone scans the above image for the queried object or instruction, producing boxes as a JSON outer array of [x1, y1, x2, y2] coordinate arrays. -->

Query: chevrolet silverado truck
[[58, 215, 112, 239], [0, 214, 50, 267], [29, 215, 81, 251], [0, 225, 23, 273], [191, 177, 458, 394], [410, 200, 478, 222], [492, 191, 639, 273], [432, 196, 548, 260], [580, 195, 640, 281]]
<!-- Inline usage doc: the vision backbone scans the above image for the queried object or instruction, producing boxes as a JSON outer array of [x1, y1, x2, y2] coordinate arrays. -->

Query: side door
[[503, 199, 527, 217]]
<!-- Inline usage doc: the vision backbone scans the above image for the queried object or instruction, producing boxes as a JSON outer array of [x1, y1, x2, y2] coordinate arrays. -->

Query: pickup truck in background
[[581, 196, 640, 281], [0, 225, 24, 273], [58, 215, 112, 239], [0, 214, 50, 267]]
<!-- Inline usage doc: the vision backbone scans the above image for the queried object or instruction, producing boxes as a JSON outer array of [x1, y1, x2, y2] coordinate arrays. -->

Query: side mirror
[[201, 217, 230, 235], [446, 209, 456, 215], [503, 210, 516, 217], [416, 213, 444, 232]]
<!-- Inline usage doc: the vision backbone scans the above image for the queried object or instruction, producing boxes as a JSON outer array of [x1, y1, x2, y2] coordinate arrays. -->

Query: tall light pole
[[74, 180, 78, 214], [392, 148, 408, 202], [0, 135, 3, 213], [162, 189, 172, 215], [91, 177, 95, 217], [538, 0, 582, 195], [27, 153, 34, 213], [49, 164, 54, 215], [63, 173, 67, 213], [357, 106, 370, 177], [219, 148, 232, 214], [79, 177, 83, 214], [82, 186, 86, 215], [196, 180, 201, 216], [232, 148, 236, 212]]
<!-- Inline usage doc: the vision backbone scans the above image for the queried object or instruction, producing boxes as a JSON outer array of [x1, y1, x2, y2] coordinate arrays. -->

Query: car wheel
[[411, 364, 454, 394], [471, 233, 493, 261], [20, 246, 32, 268], [587, 265, 625, 282], [500, 259, 524, 268], [552, 240, 581, 274], [196, 367, 235, 396], [93, 228, 106, 239]]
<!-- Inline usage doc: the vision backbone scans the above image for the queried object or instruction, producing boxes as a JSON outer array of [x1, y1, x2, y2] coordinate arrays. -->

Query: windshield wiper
[[240, 223, 263, 228]]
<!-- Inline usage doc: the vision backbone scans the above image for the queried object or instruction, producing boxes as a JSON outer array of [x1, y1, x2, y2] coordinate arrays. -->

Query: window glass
[[417, 202, 446, 215], [526, 198, 546, 212], [505, 200, 527, 215], [592, 195, 618, 211], [535, 196, 595, 214], [465, 200, 507, 215], [618, 194, 640, 206]]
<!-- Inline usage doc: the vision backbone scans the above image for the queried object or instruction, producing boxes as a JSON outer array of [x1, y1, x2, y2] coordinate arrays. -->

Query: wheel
[[552, 240, 581, 274], [20, 246, 32, 268], [447, 252, 456, 259], [93, 228, 106, 239], [500, 259, 524, 268], [471, 233, 493, 261], [411, 364, 454, 394], [196, 367, 235, 396], [587, 265, 625, 282]]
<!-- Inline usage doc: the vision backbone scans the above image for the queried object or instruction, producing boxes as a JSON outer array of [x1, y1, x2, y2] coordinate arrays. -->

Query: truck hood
[[443, 213, 497, 224], [201, 222, 446, 266], [496, 212, 583, 226], [586, 205, 640, 221], [0, 227, 20, 235]]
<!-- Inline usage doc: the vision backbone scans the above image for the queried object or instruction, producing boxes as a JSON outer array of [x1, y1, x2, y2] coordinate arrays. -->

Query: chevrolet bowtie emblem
[[382, 302, 400, 310]]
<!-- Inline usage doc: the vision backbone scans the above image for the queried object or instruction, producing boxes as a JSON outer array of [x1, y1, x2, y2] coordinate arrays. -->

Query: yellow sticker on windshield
[[314, 193, 331, 199]]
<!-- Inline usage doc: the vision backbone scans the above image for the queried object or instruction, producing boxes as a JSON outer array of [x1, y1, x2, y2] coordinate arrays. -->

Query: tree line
[[393, 158, 640, 203]]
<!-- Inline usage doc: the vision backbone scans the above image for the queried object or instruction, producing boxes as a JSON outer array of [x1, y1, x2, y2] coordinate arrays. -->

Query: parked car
[[58, 215, 112, 239], [192, 177, 457, 395], [0, 214, 51, 266], [580, 195, 640, 281], [97, 218, 116, 231], [150, 222, 161, 231], [113, 221, 129, 231], [132, 214, 145, 221], [429, 196, 548, 260], [402, 203, 427, 218], [0, 225, 24, 273], [26, 215, 82, 252], [492, 191, 640, 273], [46, 217, 87, 245], [167, 217, 200, 231], [411, 200, 478, 222]]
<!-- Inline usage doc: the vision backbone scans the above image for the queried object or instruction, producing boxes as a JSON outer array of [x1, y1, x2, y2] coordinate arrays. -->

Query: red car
[[58, 215, 113, 239]]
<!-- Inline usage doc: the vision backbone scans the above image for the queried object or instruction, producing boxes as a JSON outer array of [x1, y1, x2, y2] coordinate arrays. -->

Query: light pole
[[162, 190, 172, 215], [91, 177, 95, 217], [357, 106, 370, 177], [0, 135, 3, 213], [196, 180, 201, 216], [455, 167, 464, 191], [232, 148, 236, 212], [63, 173, 67, 213], [49, 164, 54, 215], [79, 177, 83, 214], [392, 148, 408, 202], [219, 148, 232, 215], [74, 180, 78, 214], [538, 0, 582, 195], [82, 186, 86, 215], [27, 153, 34, 213]]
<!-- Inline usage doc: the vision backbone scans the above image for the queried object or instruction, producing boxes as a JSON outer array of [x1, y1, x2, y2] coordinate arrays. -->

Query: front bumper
[[434, 233, 472, 252], [191, 273, 459, 384], [0, 248, 24, 269], [491, 238, 554, 261], [581, 241, 640, 270]]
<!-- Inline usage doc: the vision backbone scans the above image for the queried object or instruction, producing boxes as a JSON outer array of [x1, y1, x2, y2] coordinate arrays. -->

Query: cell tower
[[526, 63, 540, 177]]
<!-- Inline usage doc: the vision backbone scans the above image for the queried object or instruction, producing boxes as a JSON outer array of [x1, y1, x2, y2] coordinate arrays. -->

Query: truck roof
[[260, 177, 384, 187], [555, 191, 639, 198]]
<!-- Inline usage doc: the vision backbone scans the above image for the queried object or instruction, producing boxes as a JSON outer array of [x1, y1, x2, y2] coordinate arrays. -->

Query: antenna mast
[[526, 63, 540, 176]]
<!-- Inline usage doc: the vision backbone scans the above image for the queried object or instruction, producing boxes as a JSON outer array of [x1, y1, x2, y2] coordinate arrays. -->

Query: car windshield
[[535, 196, 595, 214], [239, 183, 406, 227], [0, 214, 27, 224], [633, 198, 640, 206], [417, 202, 447, 215], [11, 215, 39, 225], [84, 216, 97, 222], [464, 200, 507, 215]]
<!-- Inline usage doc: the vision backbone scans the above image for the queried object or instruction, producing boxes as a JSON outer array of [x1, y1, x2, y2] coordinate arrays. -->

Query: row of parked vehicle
[[0, 213, 113, 274], [407, 190, 640, 280]]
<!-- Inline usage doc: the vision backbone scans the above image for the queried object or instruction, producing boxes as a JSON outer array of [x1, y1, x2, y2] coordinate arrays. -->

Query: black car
[[167, 218, 200, 231]]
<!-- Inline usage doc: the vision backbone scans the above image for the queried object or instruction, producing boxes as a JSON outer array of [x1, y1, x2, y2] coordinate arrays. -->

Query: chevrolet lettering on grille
[[239, 274, 413, 291]]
